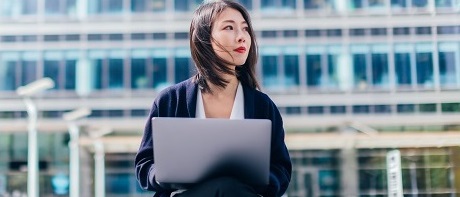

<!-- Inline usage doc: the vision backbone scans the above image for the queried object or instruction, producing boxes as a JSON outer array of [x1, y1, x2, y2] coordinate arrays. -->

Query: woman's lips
[[234, 47, 246, 53]]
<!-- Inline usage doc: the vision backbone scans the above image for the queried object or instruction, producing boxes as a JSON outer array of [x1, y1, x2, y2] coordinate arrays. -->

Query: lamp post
[[16, 78, 55, 197], [63, 107, 92, 197], [87, 127, 113, 197]]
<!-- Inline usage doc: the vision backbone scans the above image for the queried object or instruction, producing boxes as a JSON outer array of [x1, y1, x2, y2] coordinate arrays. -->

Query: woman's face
[[211, 8, 251, 67]]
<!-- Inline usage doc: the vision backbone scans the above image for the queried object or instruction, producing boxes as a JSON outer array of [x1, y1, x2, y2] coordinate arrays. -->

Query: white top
[[195, 82, 245, 119]]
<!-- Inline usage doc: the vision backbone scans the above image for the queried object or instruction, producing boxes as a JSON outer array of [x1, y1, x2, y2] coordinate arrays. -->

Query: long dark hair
[[189, 0, 260, 93]]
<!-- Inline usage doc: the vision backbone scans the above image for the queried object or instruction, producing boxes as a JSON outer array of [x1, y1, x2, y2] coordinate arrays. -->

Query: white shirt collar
[[195, 82, 244, 119]]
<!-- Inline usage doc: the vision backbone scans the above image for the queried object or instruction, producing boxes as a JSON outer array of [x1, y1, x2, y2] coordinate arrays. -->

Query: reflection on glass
[[21, 60, 37, 86], [327, 55, 339, 88], [132, 0, 166, 12], [236, 0, 252, 10], [22, 0, 37, 15], [412, 0, 428, 7], [108, 0, 123, 13], [65, 60, 76, 90], [108, 59, 124, 89], [262, 55, 279, 88], [91, 59, 103, 90], [153, 58, 167, 89], [415, 52, 433, 88], [438, 52, 457, 86], [106, 173, 130, 194], [350, 0, 364, 10], [435, 0, 453, 8], [0, 60, 16, 90], [306, 54, 322, 87], [131, 58, 147, 89], [174, 57, 190, 83], [284, 55, 299, 87], [391, 0, 407, 9], [353, 54, 367, 89], [261, 0, 296, 12], [359, 169, 387, 190], [371, 53, 389, 87], [394, 53, 412, 86], [44, 60, 60, 90]]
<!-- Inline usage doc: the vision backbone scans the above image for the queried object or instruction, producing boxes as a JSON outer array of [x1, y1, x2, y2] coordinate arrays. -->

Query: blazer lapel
[[185, 79, 198, 118], [242, 84, 255, 119]]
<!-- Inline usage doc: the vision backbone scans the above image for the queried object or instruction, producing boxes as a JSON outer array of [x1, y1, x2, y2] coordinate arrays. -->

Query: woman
[[135, 1, 291, 196]]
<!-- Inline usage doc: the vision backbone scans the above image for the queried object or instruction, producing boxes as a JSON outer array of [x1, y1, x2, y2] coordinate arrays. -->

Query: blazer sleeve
[[255, 99, 292, 197], [134, 101, 170, 192]]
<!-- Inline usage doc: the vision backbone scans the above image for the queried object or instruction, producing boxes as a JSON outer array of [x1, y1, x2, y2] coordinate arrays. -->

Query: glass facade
[[1, 0, 460, 196]]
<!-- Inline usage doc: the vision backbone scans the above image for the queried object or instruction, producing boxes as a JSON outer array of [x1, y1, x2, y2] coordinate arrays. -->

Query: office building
[[0, 0, 460, 196]]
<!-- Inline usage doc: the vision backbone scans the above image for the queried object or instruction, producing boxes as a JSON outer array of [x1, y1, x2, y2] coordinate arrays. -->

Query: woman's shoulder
[[154, 78, 196, 102]]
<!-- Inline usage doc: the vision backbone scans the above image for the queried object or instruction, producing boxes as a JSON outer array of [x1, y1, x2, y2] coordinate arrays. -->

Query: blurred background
[[0, 0, 460, 196]]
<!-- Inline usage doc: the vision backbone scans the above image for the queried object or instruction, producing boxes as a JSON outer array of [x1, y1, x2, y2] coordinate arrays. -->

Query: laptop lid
[[152, 117, 271, 186]]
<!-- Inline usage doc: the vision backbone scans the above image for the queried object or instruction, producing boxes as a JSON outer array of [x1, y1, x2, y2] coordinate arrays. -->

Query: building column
[[339, 135, 359, 196]]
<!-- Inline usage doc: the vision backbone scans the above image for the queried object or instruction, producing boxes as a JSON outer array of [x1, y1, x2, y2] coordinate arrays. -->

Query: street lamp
[[63, 107, 91, 197], [87, 127, 113, 197], [16, 78, 55, 197]]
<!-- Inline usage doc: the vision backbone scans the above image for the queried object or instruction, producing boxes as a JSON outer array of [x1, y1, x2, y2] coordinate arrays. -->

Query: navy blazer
[[135, 78, 292, 197]]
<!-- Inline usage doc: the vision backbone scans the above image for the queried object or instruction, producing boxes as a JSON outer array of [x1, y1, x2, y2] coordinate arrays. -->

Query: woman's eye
[[224, 26, 233, 30], [243, 27, 249, 31]]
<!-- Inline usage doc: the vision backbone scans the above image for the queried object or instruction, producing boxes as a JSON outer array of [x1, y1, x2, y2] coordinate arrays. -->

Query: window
[[21, 53, 38, 86], [44, 35, 60, 42], [438, 51, 457, 86], [284, 55, 299, 87], [416, 27, 431, 35], [43, 52, 61, 90], [441, 103, 460, 113], [65, 34, 80, 41], [131, 58, 148, 89], [236, 0, 252, 10], [370, 28, 387, 36], [308, 106, 324, 114], [1, 36, 16, 42], [174, 32, 188, 40], [64, 60, 76, 90], [305, 29, 322, 37], [437, 26, 459, 35], [374, 105, 391, 113], [353, 105, 370, 114], [131, 33, 146, 40], [152, 33, 167, 40], [350, 28, 366, 37], [0, 53, 18, 90], [262, 55, 279, 88], [88, 34, 103, 41], [262, 31, 277, 38], [174, 57, 191, 83], [397, 104, 415, 113], [174, 0, 200, 12], [132, 0, 166, 12], [393, 27, 410, 35], [326, 29, 342, 37], [152, 58, 167, 89], [415, 52, 434, 87], [283, 30, 298, 38], [306, 54, 322, 87], [391, 0, 407, 9], [394, 53, 412, 86], [108, 58, 124, 89], [371, 53, 389, 87], [108, 34, 123, 41], [261, 0, 296, 12], [330, 106, 346, 114], [412, 0, 428, 7], [45, 0, 76, 15], [22, 35, 37, 42], [419, 103, 436, 113], [353, 54, 367, 89]]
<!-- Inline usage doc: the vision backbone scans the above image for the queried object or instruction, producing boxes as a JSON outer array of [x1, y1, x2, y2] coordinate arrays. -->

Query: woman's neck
[[207, 73, 239, 97]]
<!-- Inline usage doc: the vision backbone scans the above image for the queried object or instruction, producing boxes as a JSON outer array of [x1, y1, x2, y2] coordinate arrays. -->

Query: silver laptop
[[152, 117, 271, 186]]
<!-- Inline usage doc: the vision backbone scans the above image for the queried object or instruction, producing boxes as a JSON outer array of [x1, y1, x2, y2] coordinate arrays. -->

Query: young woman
[[135, 1, 292, 196]]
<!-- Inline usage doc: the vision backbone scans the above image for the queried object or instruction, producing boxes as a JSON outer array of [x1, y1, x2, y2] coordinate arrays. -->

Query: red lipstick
[[234, 47, 246, 53]]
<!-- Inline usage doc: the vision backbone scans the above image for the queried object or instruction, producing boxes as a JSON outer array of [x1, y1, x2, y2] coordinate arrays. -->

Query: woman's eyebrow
[[221, 20, 247, 25]]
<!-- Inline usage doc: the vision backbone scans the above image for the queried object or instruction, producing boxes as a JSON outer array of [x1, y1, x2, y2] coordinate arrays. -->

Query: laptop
[[152, 117, 271, 186]]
